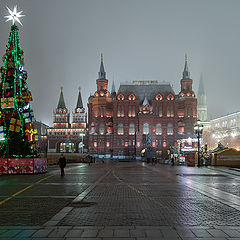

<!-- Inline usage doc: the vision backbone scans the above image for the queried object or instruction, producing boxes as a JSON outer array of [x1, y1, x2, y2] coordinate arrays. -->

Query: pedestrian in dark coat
[[58, 153, 67, 176]]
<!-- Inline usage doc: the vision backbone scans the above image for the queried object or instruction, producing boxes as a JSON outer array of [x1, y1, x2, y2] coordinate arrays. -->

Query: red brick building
[[88, 55, 197, 158]]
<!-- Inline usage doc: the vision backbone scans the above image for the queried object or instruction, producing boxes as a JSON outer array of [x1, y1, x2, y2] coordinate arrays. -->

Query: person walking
[[58, 153, 67, 176], [88, 155, 91, 166]]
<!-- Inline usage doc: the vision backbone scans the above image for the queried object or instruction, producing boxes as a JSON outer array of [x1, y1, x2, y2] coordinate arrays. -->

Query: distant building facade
[[88, 55, 197, 158], [203, 111, 240, 150], [47, 87, 87, 153]]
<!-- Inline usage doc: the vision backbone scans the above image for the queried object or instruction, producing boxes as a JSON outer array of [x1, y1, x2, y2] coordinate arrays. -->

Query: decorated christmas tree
[[0, 6, 38, 158]]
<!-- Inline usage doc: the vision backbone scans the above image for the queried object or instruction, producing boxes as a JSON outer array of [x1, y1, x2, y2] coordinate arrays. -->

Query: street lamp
[[79, 132, 85, 153], [194, 119, 203, 167]]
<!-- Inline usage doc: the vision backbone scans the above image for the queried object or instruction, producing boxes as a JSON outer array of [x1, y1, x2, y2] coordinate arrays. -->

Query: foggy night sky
[[0, 0, 240, 126]]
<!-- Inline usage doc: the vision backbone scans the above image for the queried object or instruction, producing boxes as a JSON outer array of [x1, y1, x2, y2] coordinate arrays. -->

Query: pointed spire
[[57, 87, 66, 109], [142, 95, 149, 106], [98, 53, 106, 79], [76, 87, 83, 109], [183, 54, 190, 79], [198, 73, 205, 96], [111, 80, 116, 93]]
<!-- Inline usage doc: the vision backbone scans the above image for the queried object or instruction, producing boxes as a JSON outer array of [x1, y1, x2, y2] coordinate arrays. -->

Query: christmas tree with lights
[[0, 6, 38, 158]]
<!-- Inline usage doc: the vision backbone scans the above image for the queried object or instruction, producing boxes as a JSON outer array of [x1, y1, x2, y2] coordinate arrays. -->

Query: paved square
[[1, 162, 240, 239]]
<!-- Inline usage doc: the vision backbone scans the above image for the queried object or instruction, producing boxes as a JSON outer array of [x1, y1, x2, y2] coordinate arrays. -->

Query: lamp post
[[79, 132, 85, 153], [194, 120, 204, 167]]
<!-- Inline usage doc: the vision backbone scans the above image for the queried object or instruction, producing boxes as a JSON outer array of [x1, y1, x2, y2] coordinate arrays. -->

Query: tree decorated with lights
[[0, 6, 38, 157]]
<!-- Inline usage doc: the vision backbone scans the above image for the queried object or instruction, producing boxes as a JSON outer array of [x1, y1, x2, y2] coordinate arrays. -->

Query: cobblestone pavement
[[0, 163, 107, 226], [1, 162, 240, 239]]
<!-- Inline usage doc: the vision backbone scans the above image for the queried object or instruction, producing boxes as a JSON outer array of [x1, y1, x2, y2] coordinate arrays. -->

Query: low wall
[[40, 153, 88, 165], [0, 158, 47, 174]]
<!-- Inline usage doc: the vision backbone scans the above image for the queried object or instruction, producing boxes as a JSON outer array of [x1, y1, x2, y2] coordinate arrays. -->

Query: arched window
[[132, 106, 136, 117], [117, 106, 124, 117], [155, 106, 163, 117], [167, 123, 173, 135], [231, 119, 236, 128], [99, 124, 105, 135], [159, 106, 163, 117], [129, 124, 135, 135], [121, 106, 124, 117], [167, 105, 174, 117], [186, 107, 192, 117], [178, 123, 184, 135], [117, 94, 125, 101], [128, 106, 132, 117], [100, 107, 105, 117], [118, 124, 124, 135], [155, 93, 163, 101], [128, 106, 136, 117], [143, 123, 149, 134], [90, 126, 95, 134], [167, 94, 174, 100], [156, 124, 162, 135], [128, 94, 136, 100]]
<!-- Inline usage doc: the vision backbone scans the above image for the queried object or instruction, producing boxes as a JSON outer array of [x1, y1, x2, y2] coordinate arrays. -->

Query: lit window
[[121, 106, 124, 117], [143, 123, 149, 134], [155, 94, 163, 101], [118, 124, 124, 135], [167, 94, 174, 100], [156, 106, 163, 117], [167, 105, 174, 117], [90, 126, 95, 134], [128, 106, 132, 117], [186, 107, 192, 117], [132, 106, 136, 117], [129, 124, 135, 135], [231, 119, 236, 128], [117, 94, 125, 101], [178, 126, 184, 134], [128, 94, 136, 100], [128, 106, 136, 117], [100, 107, 105, 117], [94, 142, 97, 147], [117, 106, 120, 117], [156, 124, 162, 135], [99, 124, 104, 135], [167, 123, 173, 135], [117, 106, 124, 117]]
